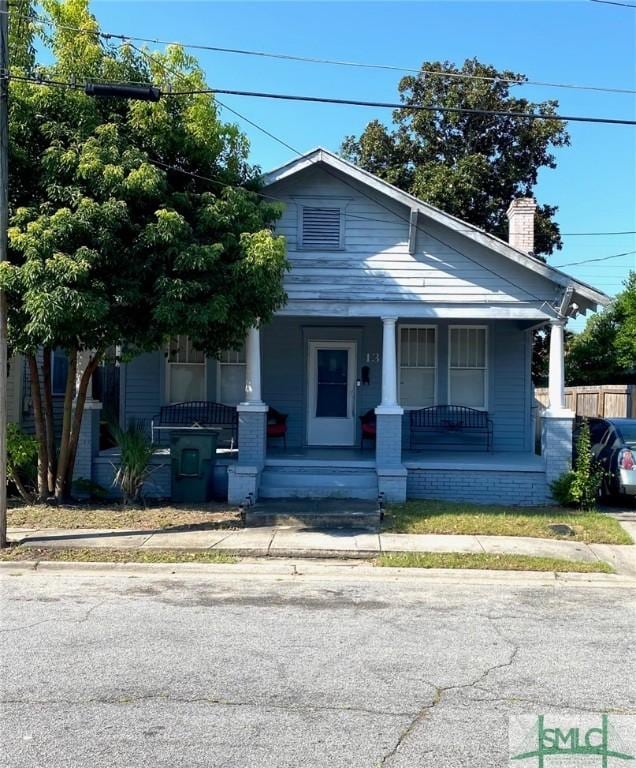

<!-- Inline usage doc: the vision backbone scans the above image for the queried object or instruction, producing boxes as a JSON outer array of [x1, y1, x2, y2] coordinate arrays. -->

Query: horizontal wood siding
[[123, 352, 162, 435], [261, 316, 382, 449], [267, 166, 558, 307], [491, 322, 530, 451]]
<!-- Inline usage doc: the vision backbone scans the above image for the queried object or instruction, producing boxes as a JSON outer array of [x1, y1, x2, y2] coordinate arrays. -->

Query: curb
[[1, 558, 635, 587]]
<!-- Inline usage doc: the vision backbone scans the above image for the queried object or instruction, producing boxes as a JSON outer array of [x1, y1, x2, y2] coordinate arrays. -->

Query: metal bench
[[409, 405, 493, 451], [151, 401, 238, 448]]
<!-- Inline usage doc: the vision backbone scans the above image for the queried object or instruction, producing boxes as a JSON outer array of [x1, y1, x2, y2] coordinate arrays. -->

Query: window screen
[[167, 335, 205, 403], [449, 327, 487, 409], [399, 327, 436, 408]]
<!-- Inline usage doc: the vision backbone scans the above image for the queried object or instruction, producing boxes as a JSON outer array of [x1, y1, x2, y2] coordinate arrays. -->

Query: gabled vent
[[301, 206, 342, 250]]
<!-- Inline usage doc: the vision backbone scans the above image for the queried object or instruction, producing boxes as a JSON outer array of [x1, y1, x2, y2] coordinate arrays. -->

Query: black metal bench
[[151, 401, 238, 448], [409, 405, 493, 451]]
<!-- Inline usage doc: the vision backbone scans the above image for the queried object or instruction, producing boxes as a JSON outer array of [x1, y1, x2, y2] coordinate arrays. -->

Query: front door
[[307, 341, 356, 446]]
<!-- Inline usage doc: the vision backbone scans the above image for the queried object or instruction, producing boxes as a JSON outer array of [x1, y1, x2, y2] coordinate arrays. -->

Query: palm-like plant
[[110, 420, 155, 505]]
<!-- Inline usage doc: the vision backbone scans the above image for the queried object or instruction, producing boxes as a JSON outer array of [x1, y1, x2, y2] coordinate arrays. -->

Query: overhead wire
[[4, 6, 636, 95], [7, 19, 629, 301]]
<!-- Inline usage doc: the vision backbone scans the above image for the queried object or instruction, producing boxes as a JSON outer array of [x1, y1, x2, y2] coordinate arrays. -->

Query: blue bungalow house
[[66, 148, 607, 505]]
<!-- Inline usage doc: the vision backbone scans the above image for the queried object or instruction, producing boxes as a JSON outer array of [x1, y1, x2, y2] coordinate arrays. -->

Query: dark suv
[[574, 417, 636, 500]]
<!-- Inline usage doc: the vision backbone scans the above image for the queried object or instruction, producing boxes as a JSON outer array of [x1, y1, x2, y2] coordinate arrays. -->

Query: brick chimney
[[506, 198, 536, 254]]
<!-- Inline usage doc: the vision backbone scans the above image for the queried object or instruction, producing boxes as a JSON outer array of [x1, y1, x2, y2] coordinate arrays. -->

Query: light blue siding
[[122, 351, 162, 432], [266, 165, 559, 308], [119, 319, 533, 453], [261, 316, 382, 449]]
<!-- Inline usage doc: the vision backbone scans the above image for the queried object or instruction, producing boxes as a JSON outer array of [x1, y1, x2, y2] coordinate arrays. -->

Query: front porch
[[95, 444, 546, 508], [93, 312, 573, 507]]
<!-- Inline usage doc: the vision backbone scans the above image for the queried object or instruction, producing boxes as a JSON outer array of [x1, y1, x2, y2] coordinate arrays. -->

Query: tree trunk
[[42, 348, 57, 495], [54, 349, 78, 502], [63, 354, 101, 496], [8, 469, 34, 504], [27, 354, 48, 501]]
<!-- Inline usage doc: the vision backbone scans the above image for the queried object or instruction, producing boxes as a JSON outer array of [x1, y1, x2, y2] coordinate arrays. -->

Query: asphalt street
[[1, 562, 635, 767]]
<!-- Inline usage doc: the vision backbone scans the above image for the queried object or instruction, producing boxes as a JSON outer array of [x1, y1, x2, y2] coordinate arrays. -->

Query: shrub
[[7, 423, 38, 502], [549, 471, 577, 508], [109, 420, 155, 506], [550, 419, 604, 511]]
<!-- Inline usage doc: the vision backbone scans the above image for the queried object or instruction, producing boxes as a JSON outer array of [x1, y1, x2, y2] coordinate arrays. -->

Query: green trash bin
[[170, 429, 219, 503]]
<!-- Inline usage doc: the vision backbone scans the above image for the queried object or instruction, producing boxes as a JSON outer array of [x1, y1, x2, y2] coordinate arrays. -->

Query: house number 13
[[366, 352, 380, 363]]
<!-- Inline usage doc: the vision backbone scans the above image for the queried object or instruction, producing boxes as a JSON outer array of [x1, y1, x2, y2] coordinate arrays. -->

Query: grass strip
[[0, 546, 238, 564], [385, 500, 632, 545], [7, 504, 241, 531], [376, 551, 614, 573]]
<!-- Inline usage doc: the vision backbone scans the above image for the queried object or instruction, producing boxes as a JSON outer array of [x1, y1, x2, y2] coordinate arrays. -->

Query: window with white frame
[[166, 335, 206, 403], [217, 347, 246, 406], [399, 326, 437, 408], [448, 326, 488, 409]]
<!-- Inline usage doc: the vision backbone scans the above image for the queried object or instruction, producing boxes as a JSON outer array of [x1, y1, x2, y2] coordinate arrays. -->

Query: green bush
[[109, 420, 155, 506], [7, 423, 38, 502], [550, 419, 605, 511], [549, 471, 578, 508]]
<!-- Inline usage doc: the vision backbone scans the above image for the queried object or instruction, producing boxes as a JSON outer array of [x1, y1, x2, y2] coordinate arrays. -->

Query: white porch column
[[72, 349, 102, 488], [375, 316, 406, 502], [379, 316, 399, 410], [542, 317, 575, 501], [230, 324, 268, 504], [243, 324, 263, 405], [546, 318, 567, 415]]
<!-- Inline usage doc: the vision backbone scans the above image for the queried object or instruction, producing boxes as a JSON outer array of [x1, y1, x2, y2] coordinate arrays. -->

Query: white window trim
[[398, 324, 437, 410], [216, 358, 246, 404], [447, 325, 489, 411], [296, 198, 348, 251], [164, 338, 207, 404]]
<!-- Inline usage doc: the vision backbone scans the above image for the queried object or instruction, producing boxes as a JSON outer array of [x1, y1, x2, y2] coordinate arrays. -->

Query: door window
[[316, 349, 348, 418]]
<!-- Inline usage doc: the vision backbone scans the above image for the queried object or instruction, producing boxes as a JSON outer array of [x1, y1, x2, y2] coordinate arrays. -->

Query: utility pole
[[0, 0, 8, 548]]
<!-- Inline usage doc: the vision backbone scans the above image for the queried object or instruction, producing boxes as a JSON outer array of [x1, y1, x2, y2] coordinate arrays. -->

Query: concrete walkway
[[7, 521, 636, 576]]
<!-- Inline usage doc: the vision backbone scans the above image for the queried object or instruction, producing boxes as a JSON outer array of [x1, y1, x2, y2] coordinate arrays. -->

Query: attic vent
[[301, 206, 342, 250]]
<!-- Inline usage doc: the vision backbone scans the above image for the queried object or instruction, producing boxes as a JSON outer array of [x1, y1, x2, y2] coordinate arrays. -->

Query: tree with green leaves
[[341, 58, 569, 257], [566, 272, 636, 385], [1, 0, 287, 509]]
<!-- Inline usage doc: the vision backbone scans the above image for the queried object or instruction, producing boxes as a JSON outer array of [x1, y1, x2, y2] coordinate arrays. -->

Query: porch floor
[[266, 446, 544, 472], [97, 446, 544, 472]]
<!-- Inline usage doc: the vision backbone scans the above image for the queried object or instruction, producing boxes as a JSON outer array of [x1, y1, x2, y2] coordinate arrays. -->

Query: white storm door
[[307, 341, 356, 446]]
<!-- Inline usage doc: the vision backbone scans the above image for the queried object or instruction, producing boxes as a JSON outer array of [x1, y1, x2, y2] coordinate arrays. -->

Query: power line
[[590, 0, 636, 8], [561, 230, 636, 236], [6, 58, 622, 297], [553, 249, 636, 267], [4, 7, 636, 96], [164, 86, 636, 126]]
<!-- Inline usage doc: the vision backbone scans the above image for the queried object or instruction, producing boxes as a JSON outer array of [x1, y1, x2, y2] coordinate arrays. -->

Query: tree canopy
[[566, 272, 636, 385], [341, 58, 570, 257], [1, 0, 288, 502]]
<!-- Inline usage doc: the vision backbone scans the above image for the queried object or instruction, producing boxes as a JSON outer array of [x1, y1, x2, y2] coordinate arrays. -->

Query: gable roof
[[262, 147, 610, 314]]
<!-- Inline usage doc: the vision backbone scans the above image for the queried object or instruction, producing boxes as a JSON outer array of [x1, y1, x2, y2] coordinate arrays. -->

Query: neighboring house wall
[[7, 355, 23, 425], [20, 351, 65, 439]]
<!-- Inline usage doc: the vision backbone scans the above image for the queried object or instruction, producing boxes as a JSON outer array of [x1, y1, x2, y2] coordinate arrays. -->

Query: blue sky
[[90, 0, 636, 327]]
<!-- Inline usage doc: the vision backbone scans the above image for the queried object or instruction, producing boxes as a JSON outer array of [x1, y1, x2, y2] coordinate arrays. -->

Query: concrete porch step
[[245, 499, 381, 530], [259, 468, 378, 501]]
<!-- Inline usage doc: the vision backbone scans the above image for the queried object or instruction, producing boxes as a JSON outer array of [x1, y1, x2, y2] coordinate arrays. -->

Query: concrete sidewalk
[[7, 521, 636, 576]]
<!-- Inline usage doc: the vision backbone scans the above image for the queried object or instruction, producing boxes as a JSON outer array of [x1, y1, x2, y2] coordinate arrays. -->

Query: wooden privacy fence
[[534, 385, 636, 418]]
